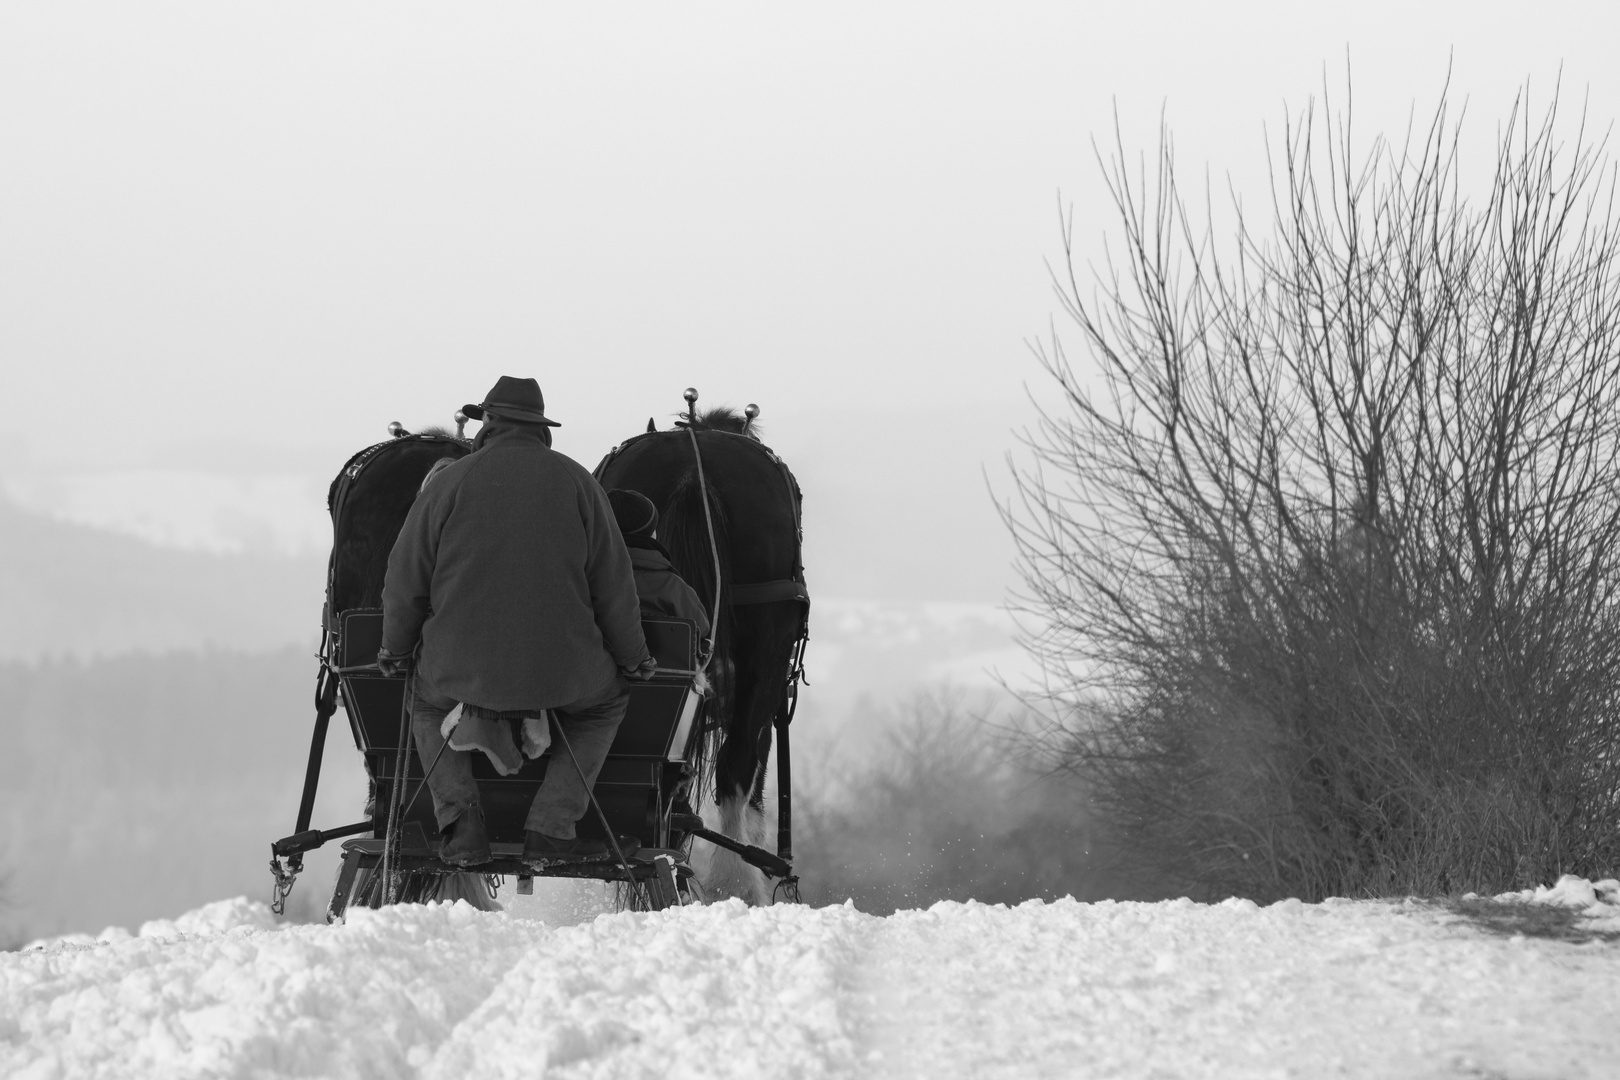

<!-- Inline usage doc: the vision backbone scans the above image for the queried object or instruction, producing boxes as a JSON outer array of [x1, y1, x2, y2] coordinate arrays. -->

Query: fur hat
[[607, 489, 658, 538], [463, 376, 560, 427]]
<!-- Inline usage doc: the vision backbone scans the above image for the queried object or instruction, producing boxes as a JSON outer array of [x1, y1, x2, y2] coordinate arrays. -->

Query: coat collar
[[474, 422, 553, 452]]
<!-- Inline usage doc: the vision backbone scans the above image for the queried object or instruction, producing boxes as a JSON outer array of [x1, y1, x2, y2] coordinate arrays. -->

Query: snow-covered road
[[4, 881, 1618, 1079]]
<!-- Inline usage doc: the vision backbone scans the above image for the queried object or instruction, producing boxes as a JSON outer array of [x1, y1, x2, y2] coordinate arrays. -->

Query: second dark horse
[[594, 404, 809, 904]]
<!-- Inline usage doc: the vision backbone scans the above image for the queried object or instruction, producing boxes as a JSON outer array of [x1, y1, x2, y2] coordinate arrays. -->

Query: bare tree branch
[[1004, 77, 1620, 901]]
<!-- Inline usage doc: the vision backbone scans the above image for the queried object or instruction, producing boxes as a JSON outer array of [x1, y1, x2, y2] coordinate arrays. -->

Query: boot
[[440, 805, 492, 867], [522, 830, 638, 869]]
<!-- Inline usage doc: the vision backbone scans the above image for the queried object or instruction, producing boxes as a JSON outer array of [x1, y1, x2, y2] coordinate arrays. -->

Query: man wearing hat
[[379, 376, 657, 867]]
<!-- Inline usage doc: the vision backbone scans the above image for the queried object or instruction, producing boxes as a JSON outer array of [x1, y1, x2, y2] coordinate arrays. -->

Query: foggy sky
[[4, 4, 1619, 601], [6, 5, 1614, 440]]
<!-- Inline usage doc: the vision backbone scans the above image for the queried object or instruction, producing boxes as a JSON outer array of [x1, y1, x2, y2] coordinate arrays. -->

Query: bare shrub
[[1007, 79, 1620, 902], [794, 691, 1117, 912]]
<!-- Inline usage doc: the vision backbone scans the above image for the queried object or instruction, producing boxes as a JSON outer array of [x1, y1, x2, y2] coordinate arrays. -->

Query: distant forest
[[0, 646, 1113, 939], [0, 648, 364, 940]]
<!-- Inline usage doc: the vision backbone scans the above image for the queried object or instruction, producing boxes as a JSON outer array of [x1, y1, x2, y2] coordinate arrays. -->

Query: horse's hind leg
[[697, 762, 773, 907], [437, 872, 501, 911], [750, 719, 774, 811]]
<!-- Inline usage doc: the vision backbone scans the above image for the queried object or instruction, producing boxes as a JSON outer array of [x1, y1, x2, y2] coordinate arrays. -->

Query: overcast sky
[[3, 2, 1618, 601]]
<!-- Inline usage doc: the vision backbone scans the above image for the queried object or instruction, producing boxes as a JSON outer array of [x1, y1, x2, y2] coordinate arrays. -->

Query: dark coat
[[381, 423, 650, 710], [628, 546, 711, 641]]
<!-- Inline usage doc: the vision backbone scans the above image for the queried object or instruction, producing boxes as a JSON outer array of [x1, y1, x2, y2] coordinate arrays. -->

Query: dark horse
[[594, 404, 809, 904], [297, 427, 499, 910], [326, 433, 469, 618]]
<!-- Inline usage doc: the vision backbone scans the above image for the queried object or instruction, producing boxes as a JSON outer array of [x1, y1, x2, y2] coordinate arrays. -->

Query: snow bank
[[18, 897, 283, 952], [1454, 874, 1620, 934], [4, 885, 1618, 1079], [1479, 874, 1620, 915]]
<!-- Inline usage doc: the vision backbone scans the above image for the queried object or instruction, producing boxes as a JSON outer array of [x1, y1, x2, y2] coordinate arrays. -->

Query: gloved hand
[[377, 649, 412, 678], [622, 656, 659, 681]]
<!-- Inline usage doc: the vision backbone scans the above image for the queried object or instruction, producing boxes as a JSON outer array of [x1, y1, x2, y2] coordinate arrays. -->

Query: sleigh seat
[[334, 609, 705, 851]]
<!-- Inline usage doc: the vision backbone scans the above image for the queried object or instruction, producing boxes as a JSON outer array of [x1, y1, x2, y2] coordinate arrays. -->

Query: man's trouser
[[408, 672, 632, 839]]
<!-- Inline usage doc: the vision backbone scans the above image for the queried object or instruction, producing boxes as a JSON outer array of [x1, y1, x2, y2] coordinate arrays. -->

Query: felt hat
[[607, 489, 659, 538], [463, 376, 561, 427]]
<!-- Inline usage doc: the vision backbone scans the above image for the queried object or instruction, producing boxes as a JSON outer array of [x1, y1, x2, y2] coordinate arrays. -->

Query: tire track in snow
[[420, 899, 866, 1080], [0, 898, 553, 1080], [846, 896, 1620, 1079], [6, 893, 1619, 1078]]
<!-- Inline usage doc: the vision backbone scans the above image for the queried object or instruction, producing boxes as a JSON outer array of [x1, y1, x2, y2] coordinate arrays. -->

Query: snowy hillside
[[5, 880, 1618, 1079]]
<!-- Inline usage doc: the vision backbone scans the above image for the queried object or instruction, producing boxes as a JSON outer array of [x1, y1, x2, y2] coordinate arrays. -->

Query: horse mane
[[687, 406, 761, 439], [418, 424, 458, 438]]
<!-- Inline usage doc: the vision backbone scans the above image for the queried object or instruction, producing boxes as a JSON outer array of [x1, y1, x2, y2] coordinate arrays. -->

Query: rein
[[685, 426, 725, 661]]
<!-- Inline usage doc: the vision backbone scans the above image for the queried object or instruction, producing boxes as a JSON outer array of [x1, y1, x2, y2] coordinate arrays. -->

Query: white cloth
[[439, 704, 551, 776]]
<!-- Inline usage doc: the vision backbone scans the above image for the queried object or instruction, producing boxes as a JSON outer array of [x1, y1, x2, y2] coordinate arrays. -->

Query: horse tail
[[660, 471, 733, 714]]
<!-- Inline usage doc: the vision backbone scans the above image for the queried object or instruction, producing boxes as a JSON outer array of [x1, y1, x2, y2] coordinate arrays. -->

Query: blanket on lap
[[440, 704, 551, 776]]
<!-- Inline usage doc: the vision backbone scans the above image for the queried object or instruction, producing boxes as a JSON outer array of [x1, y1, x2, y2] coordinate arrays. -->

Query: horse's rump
[[325, 434, 470, 616]]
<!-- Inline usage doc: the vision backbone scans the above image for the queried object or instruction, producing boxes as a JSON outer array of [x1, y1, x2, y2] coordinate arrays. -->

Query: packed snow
[[4, 879, 1618, 1079]]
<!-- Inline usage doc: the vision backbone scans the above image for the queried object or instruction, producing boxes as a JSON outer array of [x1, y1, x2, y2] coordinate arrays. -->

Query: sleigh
[[315, 610, 709, 916], [269, 427, 792, 919]]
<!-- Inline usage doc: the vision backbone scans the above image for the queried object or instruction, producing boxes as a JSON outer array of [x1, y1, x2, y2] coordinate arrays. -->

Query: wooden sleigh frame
[[275, 609, 711, 917]]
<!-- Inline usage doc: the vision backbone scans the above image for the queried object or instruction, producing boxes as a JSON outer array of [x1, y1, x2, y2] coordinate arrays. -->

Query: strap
[[685, 427, 725, 650], [729, 579, 811, 607], [591, 429, 660, 481]]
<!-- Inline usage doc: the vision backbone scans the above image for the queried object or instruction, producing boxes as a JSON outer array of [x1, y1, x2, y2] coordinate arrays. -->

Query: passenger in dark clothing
[[606, 488, 712, 654], [379, 376, 656, 868]]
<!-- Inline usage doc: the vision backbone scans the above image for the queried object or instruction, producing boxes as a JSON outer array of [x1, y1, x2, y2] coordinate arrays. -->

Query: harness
[[593, 423, 811, 753], [595, 420, 808, 898]]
